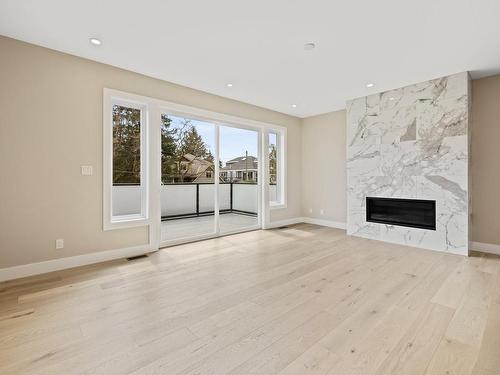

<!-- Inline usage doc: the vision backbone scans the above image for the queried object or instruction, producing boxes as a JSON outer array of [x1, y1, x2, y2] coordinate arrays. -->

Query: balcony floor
[[161, 213, 258, 242]]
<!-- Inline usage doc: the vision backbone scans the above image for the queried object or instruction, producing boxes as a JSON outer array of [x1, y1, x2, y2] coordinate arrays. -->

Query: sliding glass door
[[160, 114, 217, 242], [159, 115, 261, 245], [218, 126, 260, 234]]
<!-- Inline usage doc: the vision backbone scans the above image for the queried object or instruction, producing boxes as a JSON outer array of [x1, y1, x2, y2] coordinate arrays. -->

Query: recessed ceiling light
[[89, 38, 102, 46], [366, 83, 375, 88], [226, 83, 233, 87], [291, 104, 297, 108], [304, 42, 316, 51]]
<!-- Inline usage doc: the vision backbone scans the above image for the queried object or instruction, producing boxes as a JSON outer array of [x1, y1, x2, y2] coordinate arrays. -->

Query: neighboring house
[[175, 153, 215, 183], [166, 154, 258, 183], [220, 155, 258, 183]]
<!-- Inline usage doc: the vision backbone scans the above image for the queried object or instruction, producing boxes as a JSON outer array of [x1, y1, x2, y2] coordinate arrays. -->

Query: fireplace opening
[[366, 197, 436, 230]]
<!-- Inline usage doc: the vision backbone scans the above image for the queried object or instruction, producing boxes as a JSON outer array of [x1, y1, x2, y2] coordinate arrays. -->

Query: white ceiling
[[1, 0, 500, 117]]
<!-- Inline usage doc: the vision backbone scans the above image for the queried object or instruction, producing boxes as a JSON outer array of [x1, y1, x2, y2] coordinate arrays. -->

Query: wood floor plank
[[471, 274, 500, 374], [277, 250, 449, 375], [81, 328, 197, 375], [431, 259, 472, 309], [373, 302, 455, 375], [227, 310, 339, 375], [425, 266, 495, 375]]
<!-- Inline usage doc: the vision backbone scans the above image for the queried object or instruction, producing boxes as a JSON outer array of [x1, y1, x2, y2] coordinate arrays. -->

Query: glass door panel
[[218, 126, 259, 234], [160, 114, 216, 242]]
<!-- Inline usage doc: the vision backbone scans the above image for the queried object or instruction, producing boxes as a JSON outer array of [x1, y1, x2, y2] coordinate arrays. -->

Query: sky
[[169, 115, 259, 164]]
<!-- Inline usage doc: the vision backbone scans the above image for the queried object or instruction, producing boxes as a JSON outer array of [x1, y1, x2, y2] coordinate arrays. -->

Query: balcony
[[112, 183, 277, 241]]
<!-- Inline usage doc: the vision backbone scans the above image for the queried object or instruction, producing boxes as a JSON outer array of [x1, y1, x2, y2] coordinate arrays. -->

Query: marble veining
[[346, 72, 470, 255]]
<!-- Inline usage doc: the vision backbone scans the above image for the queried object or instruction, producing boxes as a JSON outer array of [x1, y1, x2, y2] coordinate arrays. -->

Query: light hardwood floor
[[1, 224, 499, 375]]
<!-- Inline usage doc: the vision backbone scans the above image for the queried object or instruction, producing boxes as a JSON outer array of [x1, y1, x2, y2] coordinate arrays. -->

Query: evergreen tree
[[112, 105, 141, 185], [269, 144, 277, 184], [180, 125, 211, 159], [161, 117, 213, 183], [160, 114, 177, 184]]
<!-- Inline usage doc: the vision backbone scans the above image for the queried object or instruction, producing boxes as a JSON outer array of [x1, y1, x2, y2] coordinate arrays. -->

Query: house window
[[206, 170, 213, 178], [269, 131, 285, 207], [104, 94, 148, 229]]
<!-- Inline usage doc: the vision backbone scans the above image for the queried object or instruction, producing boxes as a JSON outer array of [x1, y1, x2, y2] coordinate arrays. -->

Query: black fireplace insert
[[366, 197, 436, 230]]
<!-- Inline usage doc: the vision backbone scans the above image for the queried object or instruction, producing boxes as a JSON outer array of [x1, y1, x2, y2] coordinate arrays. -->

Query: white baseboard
[[0, 244, 156, 282], [470, 241, 500, 255], [267, 217, 305, 228], [302, 217, 347, 230], [267, 217, 347, 230]]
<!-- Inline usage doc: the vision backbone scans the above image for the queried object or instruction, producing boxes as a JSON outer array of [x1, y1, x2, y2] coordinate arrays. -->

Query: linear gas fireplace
[[366, 197, 436, 231]]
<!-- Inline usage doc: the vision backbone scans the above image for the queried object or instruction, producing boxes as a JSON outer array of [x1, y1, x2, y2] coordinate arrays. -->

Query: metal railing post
[[230, 182, 233, 212], [196, 183, 200, 216]]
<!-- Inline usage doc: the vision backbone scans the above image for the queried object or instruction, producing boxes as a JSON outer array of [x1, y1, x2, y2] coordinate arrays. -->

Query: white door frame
[[155, 104, 282, 248], [157, 121, 261, 248], [102, 88, 285, 249]]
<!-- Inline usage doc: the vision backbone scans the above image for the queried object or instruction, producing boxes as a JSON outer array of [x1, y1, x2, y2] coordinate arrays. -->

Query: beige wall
[[471, 75, 500, 245], [301, 110, 347, 224], [0, 36, 301, 268]]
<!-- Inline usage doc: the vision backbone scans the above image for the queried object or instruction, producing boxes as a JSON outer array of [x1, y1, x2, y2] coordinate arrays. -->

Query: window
[[269, 130, 285, 207], [113, 105, 141, 187], [104, 93, 148, 229], [103, 88, 287, 232]]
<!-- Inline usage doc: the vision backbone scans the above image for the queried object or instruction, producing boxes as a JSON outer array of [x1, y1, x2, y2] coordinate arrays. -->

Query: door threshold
[[159, 226, 261, 249]]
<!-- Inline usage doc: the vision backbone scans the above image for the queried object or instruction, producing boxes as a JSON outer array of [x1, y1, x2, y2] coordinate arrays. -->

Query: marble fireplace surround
[[346, 72, 471, 255]]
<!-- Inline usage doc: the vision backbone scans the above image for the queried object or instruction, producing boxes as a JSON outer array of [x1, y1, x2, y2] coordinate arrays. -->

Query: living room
[[1, 1, 499, 374]]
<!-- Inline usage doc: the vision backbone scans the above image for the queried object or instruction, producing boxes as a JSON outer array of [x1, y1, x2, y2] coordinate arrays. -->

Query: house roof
[[221, 156, 258, 171], [183, 153, 197, 162], [180, 154, 213, 176]]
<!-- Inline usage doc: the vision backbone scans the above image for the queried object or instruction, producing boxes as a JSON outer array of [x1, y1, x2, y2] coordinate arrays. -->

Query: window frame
[[269, 129, 287, 209], [103, 88, 287, 234], [103, 93, 150, 230]]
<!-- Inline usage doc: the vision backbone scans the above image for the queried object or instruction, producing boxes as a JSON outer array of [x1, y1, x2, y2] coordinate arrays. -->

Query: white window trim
[[103, 92, 150, 230], [103, 88, 287, 233]]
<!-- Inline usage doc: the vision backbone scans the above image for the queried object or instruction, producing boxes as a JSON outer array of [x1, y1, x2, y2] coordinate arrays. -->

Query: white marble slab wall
[[346, 72, 470, 255]]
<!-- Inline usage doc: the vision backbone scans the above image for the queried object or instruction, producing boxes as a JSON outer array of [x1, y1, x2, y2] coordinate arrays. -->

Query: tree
[[113, 105, 141, 185], [160, 114, 177, 184], [269, 143, 277, 184], [180, 126, 212, 160], [161, 117, 213, 183], [113, 110, 214, 185]]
